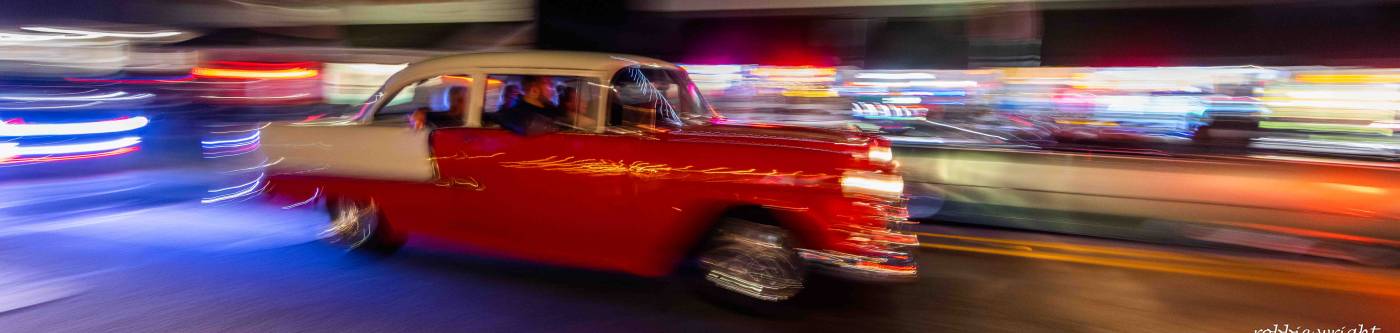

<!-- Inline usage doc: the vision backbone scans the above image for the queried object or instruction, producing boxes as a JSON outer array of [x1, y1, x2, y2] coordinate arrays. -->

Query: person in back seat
[[498, 84, 522, 111]]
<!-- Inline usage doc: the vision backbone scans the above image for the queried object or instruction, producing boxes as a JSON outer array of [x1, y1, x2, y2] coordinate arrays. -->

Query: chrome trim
[[804, 196, 919, 282], [799, 248, 918, 282], [322, 197, 378, 249], [698, 218, 806, 302]]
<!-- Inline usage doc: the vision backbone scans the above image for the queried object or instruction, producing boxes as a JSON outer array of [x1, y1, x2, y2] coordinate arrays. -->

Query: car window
[[373, 74, 472, 128], [482, 74, 599, 132], [607, 66, 713, 130]]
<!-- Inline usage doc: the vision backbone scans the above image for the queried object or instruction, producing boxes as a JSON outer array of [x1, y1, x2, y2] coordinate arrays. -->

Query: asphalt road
[[1, 177, 1398, 332]]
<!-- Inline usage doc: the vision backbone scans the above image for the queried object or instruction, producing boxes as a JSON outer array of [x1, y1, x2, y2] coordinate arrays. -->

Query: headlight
[[841, 170, 903, 199], [867, 145, 894, 164]]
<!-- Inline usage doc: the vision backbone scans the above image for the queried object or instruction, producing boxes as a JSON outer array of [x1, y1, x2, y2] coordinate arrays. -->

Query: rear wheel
[[323, 196, 403, 255], [695, 217, 806, 304]]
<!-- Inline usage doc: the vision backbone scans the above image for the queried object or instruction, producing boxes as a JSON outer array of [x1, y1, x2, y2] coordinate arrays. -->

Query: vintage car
[[259, 51, 918, 302]]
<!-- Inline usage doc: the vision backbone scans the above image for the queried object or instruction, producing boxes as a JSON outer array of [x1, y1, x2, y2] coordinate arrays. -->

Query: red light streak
[[211, 61, 319, 68], [1, 146, 139, 164], [193, 67, 320, 79]]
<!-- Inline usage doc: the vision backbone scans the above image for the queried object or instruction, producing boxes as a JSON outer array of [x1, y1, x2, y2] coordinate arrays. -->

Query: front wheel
[[323, 196, 403, 255], [695, 217, 806, 303]]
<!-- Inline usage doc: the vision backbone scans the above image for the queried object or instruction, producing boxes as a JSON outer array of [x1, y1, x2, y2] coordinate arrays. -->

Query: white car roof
[[395, 51, 681, 78]]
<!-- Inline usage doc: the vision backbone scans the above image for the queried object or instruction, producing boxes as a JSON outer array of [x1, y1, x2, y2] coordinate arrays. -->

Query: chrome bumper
[[799, 247, 918, 282], [799, 220, 920, 282]]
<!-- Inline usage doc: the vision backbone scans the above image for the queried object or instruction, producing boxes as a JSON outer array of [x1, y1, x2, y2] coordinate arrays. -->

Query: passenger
[[498, 76, 566, 135], [558, 86, 595, 130], [498, 84, 522, 111], [409, 86, 467, 130], [558, 86, 579, 114]]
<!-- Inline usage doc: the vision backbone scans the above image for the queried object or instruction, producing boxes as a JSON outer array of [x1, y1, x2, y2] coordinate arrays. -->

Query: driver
[[498, 76, 566, 135]]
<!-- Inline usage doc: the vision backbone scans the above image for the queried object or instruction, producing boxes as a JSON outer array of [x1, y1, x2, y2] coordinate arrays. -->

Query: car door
[[429, 72, 645, 271], [597, 66, 725, 268]]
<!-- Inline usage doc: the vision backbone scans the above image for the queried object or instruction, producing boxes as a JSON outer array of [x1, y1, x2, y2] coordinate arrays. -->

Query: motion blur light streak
[[881, 96, 922, 104], [199, 93, 313, 100], [1320, 182, 1388, 195], [0, 30, 130, 76], [0, 32, 101, 41], [202, 176, 267, 204], [851, 80, 978, 88], [209, 61, 319, 68], [202, 131, 263, 159], [192, 67, 320, 80], [749, 66, 837, 77], [1282, 90, 1400, 100], [203, 141, 261, 159], [1248, 155, 1400, 168], [209, 123, 271, 134], [224, 157, 283, 174], [19, 26, 184, 39], [855, 72, 937, 80], [0, 116, 148, 136], [0, 91, 153, 102], [1294, 74, 1400, 84], [65, 74, 196, 84], [2, 136, 142, 155], [281, 187, 322, 209], [781, 88, 839, 97], [681, 64, 743, 75], [920, 120, 1008, 140], [0, 101, 102, 110], [209, 172, 266, 194], [201, 131, 261, 146], [1370, 121, 1400, 129], [0, 146, 139, 165], [2, 142, 20, 159], [325, 63, 407, 74], [438, 75, 503, 85]]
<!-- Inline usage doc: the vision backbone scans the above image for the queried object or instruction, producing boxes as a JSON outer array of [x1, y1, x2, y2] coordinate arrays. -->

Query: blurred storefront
[[123, 0, 537, 50]]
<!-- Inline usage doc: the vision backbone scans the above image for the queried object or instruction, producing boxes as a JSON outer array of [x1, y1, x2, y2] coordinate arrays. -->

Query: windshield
[[609, 66, 718, 129]]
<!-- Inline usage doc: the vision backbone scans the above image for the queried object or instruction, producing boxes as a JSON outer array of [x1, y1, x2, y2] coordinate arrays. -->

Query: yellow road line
[[916, 231, 1400, 284], [918, 242, 1400, 298], [915, 231, 1238, 266]]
